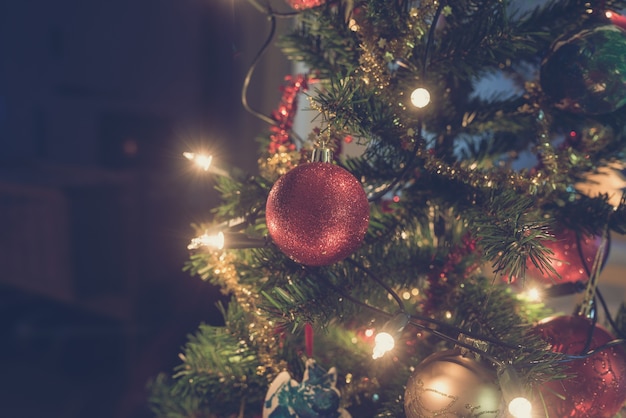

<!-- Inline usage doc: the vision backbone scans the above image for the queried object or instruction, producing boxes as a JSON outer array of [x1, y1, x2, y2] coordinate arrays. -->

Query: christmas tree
[[148, 0, 626, 417]]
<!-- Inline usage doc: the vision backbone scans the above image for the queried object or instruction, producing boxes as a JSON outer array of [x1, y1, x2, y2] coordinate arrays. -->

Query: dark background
[[0, 1, 288, 416]]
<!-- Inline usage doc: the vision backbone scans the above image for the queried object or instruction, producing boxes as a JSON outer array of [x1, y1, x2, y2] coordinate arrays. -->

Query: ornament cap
[[311, 146, 334, 163]]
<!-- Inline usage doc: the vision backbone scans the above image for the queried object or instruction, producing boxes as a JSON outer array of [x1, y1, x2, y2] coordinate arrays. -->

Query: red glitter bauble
[[512, 227, 608, 286], [534, 315, 626, 418], [265, 162, 369, 266], [284, 0, 326, 10]]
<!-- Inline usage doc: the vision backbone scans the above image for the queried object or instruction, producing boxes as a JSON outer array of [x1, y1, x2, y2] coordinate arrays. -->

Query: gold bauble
[[404, 348, 503, 418]]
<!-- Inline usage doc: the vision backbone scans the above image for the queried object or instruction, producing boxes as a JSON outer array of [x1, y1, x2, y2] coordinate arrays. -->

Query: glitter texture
[[534, 315, 626, 418], [265, 162, 370, 266]]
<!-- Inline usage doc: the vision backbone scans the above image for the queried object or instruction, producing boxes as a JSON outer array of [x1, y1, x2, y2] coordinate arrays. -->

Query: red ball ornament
[[265, 162, 369, 266], [534, 315, 626, 418], [511, 227, 608, 286], [284, 0, 326, 10]]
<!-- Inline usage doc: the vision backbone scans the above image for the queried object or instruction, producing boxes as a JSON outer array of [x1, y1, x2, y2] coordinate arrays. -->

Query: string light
[[183, 151, 233, 177], [524, 287, 542, 302], [498, 366, 532, 418], [188, 231, 267, 251], [188, 231, 225, 250], [410, 87, 431, 108], [372, 332, 395, 359], [183, 151, 213, 171], [508, 397, 532, 418], [348, 18, 359, 31], [372, 312, 410, 359]]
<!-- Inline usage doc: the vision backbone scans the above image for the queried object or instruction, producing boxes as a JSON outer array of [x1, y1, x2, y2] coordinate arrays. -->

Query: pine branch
[[470, 190, 556, 280], [159, 1, 626, 416], [279, 3, 361, 79], [149, 303, 270, 417]]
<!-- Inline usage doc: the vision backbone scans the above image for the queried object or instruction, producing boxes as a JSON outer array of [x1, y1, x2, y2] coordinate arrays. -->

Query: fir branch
[[164, 1, 626, 416], [470, 190, 556, 280], [446, 276, 567, 387], [149, 303, 270, 418], [610, 193, 626, 234], [212, 174, 271, 225], [548, 193, 615, 235], [279, 3, 361, 79]]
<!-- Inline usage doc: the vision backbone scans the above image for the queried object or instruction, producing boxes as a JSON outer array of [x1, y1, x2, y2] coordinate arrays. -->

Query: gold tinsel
[[356, 41, 391, 92], [203, 251, 287, 382], [350, 3, 426, 93], [259, 146, 303, 180]]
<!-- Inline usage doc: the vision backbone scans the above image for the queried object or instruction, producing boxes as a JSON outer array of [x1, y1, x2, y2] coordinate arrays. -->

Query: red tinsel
[[269, 74, 310, 154], [284, 0, 326, 10], [422, 234, 480, 316]]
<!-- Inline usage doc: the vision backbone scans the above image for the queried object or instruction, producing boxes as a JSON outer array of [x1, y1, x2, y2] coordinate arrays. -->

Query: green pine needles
[[150, 0, 626, 416]]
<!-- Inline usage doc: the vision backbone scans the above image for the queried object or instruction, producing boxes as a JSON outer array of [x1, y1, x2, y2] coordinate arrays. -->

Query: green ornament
[[541, 25, 626, 114]]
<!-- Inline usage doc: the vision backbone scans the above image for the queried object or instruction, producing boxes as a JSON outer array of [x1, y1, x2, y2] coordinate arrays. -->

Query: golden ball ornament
[[404, 349, 503, 418]]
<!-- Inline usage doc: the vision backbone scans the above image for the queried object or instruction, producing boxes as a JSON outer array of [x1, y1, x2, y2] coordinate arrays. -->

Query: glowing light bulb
[[526, 287, 542, 302], [348, 18, 359, 31], [372, 331, 395, 359], [188, 231, 225, 250], [183, 151, 213, 171], [499, 366, 532, 418], [508, 396, 532, 418], [410, 87, 431, 108]]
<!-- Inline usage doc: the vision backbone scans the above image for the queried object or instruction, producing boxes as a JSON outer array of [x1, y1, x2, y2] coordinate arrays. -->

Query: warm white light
[[606, 11, 614, 19], [499, 367, 532, 418], [526, 287, 542, 302], [183, 151, 213, 171], [348, 18, 359, 31], [508, 396, 532, 418], [372, 332, 395, 359], [188, 231, 225, 250], [364, 328, 375, 338], [410, 87, 431, 108]]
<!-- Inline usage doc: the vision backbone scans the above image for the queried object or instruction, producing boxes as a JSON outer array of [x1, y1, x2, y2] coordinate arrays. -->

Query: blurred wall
[[0, 1, 289, 417]]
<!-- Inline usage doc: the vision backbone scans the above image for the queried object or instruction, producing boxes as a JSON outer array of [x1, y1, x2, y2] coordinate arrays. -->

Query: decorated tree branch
[[150, 1, 626, 417]]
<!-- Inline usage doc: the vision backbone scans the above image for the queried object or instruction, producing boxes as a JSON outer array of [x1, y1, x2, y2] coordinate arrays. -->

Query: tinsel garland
[[261, 74, 313, 177]]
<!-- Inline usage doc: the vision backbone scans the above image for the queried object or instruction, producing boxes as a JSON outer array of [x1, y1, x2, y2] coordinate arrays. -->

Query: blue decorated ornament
[[263, 359, 352, 418]]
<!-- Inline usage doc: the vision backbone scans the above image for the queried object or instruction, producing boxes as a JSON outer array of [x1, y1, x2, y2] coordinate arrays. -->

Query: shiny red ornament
[[284, 0, 326, 10], [534, 315, 626, 418], [514, 227, 608, 286], [266, 162, 369, 266]]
